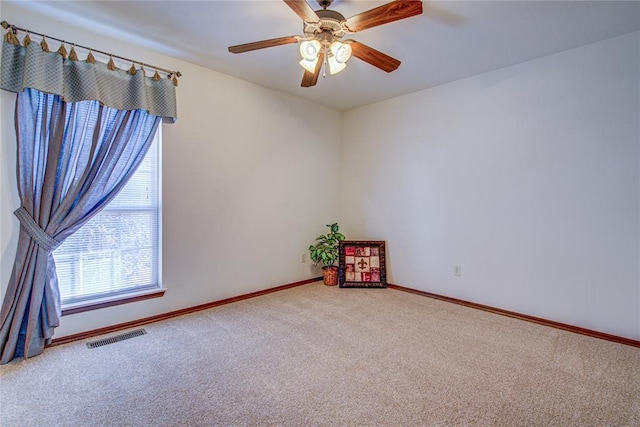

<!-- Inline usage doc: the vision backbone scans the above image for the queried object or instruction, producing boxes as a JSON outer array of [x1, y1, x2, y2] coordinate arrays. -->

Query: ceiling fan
[[228, 0, 423, 87]]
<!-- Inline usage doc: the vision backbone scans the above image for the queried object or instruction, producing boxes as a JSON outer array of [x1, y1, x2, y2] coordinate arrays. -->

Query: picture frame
[[338, 240, 387, 288]]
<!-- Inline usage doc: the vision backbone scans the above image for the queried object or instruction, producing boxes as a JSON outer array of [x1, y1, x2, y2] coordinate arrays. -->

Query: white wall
[[342, 32, 640, 340], [0, 3, 342, 337], [2, 2, 638, 342]]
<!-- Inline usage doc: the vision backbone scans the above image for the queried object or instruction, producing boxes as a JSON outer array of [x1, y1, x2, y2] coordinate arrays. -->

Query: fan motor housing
[[303, 9, 347, 39]]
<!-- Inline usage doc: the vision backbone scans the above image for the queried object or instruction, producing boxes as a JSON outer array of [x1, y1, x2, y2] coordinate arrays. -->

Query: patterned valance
[[1, 39, 177, 122]]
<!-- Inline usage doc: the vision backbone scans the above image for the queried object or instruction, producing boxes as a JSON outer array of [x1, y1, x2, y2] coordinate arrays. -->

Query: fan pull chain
[[322, 46, 327, 78]]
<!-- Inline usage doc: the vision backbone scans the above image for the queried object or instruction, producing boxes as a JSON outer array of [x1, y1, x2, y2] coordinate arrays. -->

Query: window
[[54, 128, 161, 308]]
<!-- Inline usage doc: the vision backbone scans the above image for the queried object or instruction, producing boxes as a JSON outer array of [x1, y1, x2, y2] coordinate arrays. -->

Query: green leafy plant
[[309, 223, 346, 268]]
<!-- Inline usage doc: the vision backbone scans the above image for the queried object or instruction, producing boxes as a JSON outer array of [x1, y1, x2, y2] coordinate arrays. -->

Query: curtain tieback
[[13, 207, 61, 252]]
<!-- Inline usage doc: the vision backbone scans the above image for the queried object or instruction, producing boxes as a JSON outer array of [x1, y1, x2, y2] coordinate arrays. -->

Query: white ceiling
[[8, 1, 640, 111]]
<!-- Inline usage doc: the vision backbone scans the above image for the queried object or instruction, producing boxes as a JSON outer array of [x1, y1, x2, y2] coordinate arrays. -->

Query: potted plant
[[309, 223, 345, 286]]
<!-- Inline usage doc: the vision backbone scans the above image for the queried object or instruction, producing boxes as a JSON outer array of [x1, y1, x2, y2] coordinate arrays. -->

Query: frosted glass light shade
[[299, 57, 319, 73], [330, 42, 352, 64], [328, 55, 346, 75], [300, 40, 321, 61]]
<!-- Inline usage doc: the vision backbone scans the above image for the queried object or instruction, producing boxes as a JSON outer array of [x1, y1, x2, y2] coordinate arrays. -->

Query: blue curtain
[[0, 88, 161, 363]]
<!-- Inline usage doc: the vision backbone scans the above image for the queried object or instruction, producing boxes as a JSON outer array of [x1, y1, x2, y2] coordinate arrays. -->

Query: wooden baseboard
[[50, 277, 321, 347], [52, 278, 638, 349], [387, 283, 640, 348]]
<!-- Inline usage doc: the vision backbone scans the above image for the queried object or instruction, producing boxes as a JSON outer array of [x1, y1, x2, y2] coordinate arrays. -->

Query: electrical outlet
[[300, 252, 307, 263], [453, 265, 462, 277]]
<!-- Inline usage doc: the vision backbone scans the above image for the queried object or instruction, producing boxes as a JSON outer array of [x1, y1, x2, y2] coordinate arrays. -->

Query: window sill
[[61, 288, 166, 316]]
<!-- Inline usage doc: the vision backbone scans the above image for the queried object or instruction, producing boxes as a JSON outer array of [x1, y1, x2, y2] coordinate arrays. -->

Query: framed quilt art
[[338, 241, 386, 288]]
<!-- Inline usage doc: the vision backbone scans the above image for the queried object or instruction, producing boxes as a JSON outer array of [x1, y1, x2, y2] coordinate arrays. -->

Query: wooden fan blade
[[301, 51, 325, 87], [228, 36, 299, 54], [284, 0, 320, 23], [346, 40, 401, 73], [344, 0, 423, 32]]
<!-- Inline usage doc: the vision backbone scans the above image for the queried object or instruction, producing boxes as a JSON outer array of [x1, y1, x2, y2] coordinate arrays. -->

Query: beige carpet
[[1, 282, 638, 426]]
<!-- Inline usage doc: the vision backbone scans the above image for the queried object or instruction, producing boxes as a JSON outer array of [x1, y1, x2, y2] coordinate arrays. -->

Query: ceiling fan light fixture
[[228, 0, 423, 87], [330, 41, 352, 64], [300, 39, 321, 61], [299, 57, 319, 73], [327, 55, 347, 75]]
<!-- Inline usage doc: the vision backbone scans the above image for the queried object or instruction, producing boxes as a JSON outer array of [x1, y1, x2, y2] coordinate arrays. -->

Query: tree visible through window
[[54, 129, 161, 306]]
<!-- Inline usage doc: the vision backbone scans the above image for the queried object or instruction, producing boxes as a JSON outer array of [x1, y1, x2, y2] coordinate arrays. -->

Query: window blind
[[54, 129, 161, 306]]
